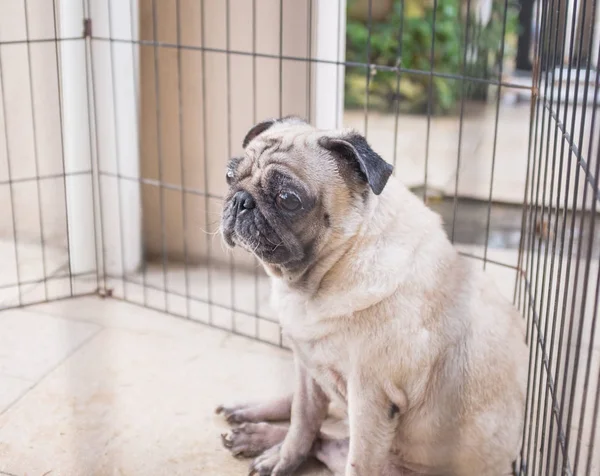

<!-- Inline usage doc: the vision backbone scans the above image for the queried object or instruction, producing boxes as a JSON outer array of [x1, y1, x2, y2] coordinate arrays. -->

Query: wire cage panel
[[0, 0, 599, 474], [0, 0, 99, 309], [516, 0, 600, 473]]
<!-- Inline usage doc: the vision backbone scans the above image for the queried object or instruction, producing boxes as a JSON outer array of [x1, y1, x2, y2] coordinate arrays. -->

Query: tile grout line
[[16, 297, 212, 335], [0, 327, 105, 418], [17, 302, 107, 328]]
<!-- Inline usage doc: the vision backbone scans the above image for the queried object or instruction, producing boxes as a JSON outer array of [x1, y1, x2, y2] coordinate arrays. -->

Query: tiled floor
[[0, 296, 333, 476], [0, 249, 598, 475], [0, 240, 72, 308]]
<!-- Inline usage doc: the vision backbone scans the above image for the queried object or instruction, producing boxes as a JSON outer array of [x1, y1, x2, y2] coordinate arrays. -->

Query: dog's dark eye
[[276, 191, 302, 212]]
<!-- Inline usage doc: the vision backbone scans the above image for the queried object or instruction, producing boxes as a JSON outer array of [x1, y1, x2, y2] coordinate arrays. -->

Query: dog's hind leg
[[216, 394, 292, 424], [314, 437, 407, 476], [313, 435, 349, 476]]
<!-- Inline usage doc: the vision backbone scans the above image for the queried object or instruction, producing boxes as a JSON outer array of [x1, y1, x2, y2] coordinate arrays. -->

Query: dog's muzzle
[[221, 191, 298, 265]]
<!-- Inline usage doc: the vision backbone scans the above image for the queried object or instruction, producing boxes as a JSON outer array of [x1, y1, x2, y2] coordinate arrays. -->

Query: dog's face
[[221, 117, 393, 277]]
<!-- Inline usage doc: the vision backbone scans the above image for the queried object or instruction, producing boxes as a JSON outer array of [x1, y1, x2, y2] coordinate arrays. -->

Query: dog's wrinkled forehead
[[236, 116, 394, 196], [238, 118, 329, 185], [246, 125, 312, 161]]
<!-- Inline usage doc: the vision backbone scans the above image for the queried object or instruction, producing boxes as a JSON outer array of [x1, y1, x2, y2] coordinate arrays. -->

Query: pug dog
[[217, 117, 527, 476]]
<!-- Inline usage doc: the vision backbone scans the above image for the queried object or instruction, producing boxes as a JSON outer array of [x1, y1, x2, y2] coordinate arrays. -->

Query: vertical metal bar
[[81, 0, 103, 294], [226, 0, 235, 331], [363, 0, 372, 136], [51, 0, 74, 297], [451, 0, 473, 243], [150, 0, 169, 311], [518, 1, 552, 470], [22, 0, 49, 301], [278, 0, 284, 346], [586, 357, 600, 474], [522, 0, 548, 357], [572, 47, 600, 474], [335, 0, 342, 129], [200, 0, 214, 325], [514, 4, 541, 309], [482, 0, 510, 269], [539, 0, 582, 469], [175, 0, 191, 319], [279, 0, 284, 119], [531, 0, 577, 471], [529, 0, 568, 469], [514, 126, 533, 311], [128, 0, 148, 306], [391, 0, 405, 171], [423, 0, 438, 202], [84, 0, 109, 297], [522, 0, 558, 464], [252, 0, 259, 337], [550, 1, 592, 471], [573, 147, 600, 473], [107, 0, 131, 301], [0, 34, 22, 306], [560, 3, 598, 467], [306, 0, 313, 122]]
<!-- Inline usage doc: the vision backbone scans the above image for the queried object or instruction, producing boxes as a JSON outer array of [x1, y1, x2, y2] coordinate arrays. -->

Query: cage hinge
[[98, 288, 113, 299], [83, 18, 92, 38]]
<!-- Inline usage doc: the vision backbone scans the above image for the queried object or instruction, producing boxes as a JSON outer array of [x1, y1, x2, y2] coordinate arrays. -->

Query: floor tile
[[0, 310, 330, 475], [0, 309, 100, 381], [0, 374, 31, 413]]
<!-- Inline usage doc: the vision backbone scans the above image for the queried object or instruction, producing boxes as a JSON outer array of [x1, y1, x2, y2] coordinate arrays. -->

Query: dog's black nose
[[233, 190, 255, 212]]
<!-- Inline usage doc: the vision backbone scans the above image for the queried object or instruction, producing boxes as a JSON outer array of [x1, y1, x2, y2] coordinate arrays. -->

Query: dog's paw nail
[[215, 405, 224, 414], [226, 413, 238, 423], [221, 432, 233, 448]]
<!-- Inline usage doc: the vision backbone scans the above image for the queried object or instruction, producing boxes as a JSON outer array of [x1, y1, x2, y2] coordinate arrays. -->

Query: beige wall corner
[[139, 0, 346, 268]]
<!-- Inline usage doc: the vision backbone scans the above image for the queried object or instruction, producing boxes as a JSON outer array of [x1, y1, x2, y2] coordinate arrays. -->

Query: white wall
[[0, 0, 143, 292]]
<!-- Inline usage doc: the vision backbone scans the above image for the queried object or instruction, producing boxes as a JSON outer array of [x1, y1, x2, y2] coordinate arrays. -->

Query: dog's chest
[[272, 283, 351, 404], [293, 337, 349, 405]]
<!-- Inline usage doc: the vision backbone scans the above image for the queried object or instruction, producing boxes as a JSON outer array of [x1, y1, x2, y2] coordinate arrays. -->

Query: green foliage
[[345, 0, 518, 115]]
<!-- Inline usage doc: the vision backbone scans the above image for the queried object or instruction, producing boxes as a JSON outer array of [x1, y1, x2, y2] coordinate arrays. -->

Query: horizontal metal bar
[[110, 292, 287, 350], [100, 172, 526, 265], [0, 270, 96, 292], [98, 170, 223, 201], [90, 36, 533, 91], [105, 273, 279, 325], [0, 36, 84, 46], [0, 170, 92, 187], [458, 251, 520, 270], [543, 101, 600, 204], [0, 289, 99, 313]]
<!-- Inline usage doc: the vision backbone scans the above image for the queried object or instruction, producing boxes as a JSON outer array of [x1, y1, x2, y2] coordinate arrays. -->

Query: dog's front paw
[[216, 403, 253, 424], [249, 443, 305, 476], [249, 444, 282, 476], [220, 423, 287, 458]]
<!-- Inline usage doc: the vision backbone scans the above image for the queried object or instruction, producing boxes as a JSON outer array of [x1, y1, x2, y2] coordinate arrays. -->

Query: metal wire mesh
[[0, 0, 598, 474], [515, 0, 600, 473]]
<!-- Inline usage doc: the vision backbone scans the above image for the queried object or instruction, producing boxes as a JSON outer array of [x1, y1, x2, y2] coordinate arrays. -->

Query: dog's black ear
[[319, 133, 393, 195], [242, 119, 278, 148]]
